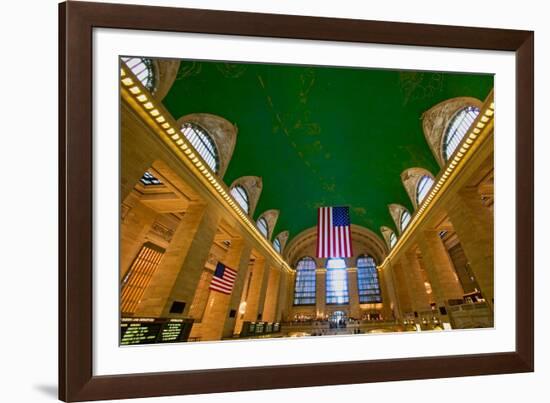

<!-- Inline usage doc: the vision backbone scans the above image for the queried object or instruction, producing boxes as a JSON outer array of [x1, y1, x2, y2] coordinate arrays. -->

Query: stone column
[[187, 270, 213, 321], [377, 266, 395, 321], [262, 267, 282, 323], [400, 250, 432, 314], [233, 262, 254, 335], [222, 243, 253, 337], [347, 268, 361, 319], [315, 269, 326, 319], [417, 230, 464, 312], [447, 188, 494, 309], [201, 239, 252, 341], [275, 270, 290, 322], [243, 257, 269, 322], [391, 261, 413, 316], [135, 202, 220, 317], [255, 263, 272, 321]]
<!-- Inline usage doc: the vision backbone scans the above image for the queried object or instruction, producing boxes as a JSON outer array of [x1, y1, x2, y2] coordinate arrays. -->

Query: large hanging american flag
[[209, 262, 237, 295], [317, 206, 353, 258]]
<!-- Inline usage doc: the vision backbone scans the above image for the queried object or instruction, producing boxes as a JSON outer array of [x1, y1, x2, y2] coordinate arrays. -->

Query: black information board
[[255, 322, 265, 334], [240, 321, 281, 337], [120, 318, 194, 345]]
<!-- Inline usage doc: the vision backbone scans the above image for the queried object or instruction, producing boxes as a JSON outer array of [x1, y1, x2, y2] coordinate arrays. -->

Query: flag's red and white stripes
[[316, 206, 353, 258], [209, 264, 237, 295]]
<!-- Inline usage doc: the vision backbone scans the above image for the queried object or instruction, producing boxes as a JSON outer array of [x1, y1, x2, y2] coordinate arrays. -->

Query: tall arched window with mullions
[[230, 185, 249, 214], [326, 258, 349, 305], [416, 175, 434, 205], [400, 210, 411, 232], [181, 123, 220, 173], [356, 255, 382, 303], [443, 106, 480, 161], [121, 57, 155, 92], [257, 217, 269, 239], [293, 257, 316, 305]]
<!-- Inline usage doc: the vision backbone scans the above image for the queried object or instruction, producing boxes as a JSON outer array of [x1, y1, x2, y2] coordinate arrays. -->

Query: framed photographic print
[[59, 1, 534, 401]]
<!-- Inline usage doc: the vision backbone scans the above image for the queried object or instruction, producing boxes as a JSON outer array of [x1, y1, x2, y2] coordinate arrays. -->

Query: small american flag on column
[[209, 262, 237, 295], [317, 206, 353, 258]]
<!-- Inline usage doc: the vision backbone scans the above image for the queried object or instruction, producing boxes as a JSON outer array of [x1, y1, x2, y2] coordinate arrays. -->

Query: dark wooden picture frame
[[59, 1, 534, 401]]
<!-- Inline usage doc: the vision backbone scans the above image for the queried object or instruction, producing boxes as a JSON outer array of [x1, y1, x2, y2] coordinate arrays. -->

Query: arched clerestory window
[[181, 123, 220, 173], [293, 257, 316, 305], [326, 258, 349, 305], [121, 57, 155, 92], [400, 210, 411, 232], [356, 255, 382, 303], [230, 185, 249, 214], [389, 232, 397, 248], [257, 217, 269, 239], [443, 106, 480, 161], [416, 175, 435, 205], [273, 237, 281, 253]]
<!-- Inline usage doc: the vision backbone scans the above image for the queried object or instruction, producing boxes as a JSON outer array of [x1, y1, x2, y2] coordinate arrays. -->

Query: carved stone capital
[[152, 59, 180, 101]]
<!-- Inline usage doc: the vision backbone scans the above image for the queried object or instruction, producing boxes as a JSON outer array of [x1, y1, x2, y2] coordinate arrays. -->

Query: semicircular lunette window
[[257, 217, 269, 239], [400, 210, 411, 232], [230, 185, 249, 214], [416, 175, 435, 205], [443, 106, 480, 161], [121, 57, 155, 92], [181, 123, 220, 173]]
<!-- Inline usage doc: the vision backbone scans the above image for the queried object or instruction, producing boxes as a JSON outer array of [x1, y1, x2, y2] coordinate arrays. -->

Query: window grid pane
[[357, 256, 382, 303], [181, 123, 220, 173], [326, 258, 349, 305], [443, 106, 480, 161], [294, 257, 316, 305], [121, 243, 165, 315], [400, 210, 411, 231], [257, 217, 269, 238], [230, 185, 249, 214], [416, 175, 435, 204], [121, 57, 155, 91], [389, 232, 397, 248], [273, 238, 281, 253]]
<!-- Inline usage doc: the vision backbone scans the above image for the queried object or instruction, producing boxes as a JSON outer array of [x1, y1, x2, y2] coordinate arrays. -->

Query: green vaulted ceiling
[[163, 61, 493, 242]]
